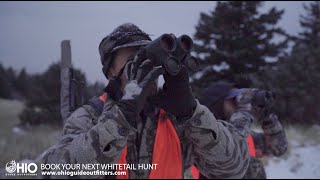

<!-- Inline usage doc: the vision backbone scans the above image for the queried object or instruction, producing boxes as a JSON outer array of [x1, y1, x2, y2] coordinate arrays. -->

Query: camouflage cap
[[99, 23, 151, 73]]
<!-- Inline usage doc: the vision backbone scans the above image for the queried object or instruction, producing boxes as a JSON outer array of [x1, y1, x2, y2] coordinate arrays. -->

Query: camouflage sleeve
[[39, 104, 136, 178], [228, 109, 254, 138], [251, 113, 288, 157], [183, 100, 250, 179]]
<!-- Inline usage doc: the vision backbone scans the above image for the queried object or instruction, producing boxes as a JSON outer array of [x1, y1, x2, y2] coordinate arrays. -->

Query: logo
[[5, 160, 16, 174], [5, 160, 38, 176]]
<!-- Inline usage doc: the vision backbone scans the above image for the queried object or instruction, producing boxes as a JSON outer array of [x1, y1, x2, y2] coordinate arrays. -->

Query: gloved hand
[[104, 66, 126, 101], [235, 88, 256, 112], [236, 88, 276, 120], [252, 90, 276, 121], [117, 48, 165, 128], [261, 113, 279, 128], [149, 66, 197, 123]]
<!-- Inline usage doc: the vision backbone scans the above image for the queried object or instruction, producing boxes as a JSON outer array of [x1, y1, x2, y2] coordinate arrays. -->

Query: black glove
[[117, 48, 165, 128], [252, 89, 276, 121], [87, 96, 104, 115], [149, 66, 196, 123], [104, 66, 125, 101], [252, 90, 275, 109]]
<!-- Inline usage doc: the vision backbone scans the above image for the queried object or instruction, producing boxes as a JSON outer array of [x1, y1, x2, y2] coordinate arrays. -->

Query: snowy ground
[[264, 125, 320, 179], [265, 143, 320, 179]]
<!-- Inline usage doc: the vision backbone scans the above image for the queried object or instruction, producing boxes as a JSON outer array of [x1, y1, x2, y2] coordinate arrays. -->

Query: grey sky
[[0, 1, 308, 84]]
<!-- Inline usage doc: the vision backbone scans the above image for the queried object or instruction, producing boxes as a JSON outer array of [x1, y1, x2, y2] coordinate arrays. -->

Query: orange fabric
[[148, 109, 182, 179], [247, 133, 256, 157], [116, 146, 129, 179], [191, 165, 200, 179], [99, 93, 107, 102], [99, 93, 183, 179]]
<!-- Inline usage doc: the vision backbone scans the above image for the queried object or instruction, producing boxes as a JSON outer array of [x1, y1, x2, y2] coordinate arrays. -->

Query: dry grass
[[0, 98, 62, 166]]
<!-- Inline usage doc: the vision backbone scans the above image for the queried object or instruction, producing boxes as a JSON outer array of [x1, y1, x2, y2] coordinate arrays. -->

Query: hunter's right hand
[[236, 88, 276, 121], [235, 88, 256, 111], [252, 89, 276, 121], [117, 48, 164, 128]]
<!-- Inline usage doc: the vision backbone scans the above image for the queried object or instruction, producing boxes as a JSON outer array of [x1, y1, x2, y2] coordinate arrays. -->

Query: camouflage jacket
[[39, 97, 251, 179], [251, 113, 288, 158], [243, 113, 288, 179]]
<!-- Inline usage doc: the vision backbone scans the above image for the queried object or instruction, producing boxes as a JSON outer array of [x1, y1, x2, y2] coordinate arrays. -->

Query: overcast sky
[[0, 1, 309, 83]]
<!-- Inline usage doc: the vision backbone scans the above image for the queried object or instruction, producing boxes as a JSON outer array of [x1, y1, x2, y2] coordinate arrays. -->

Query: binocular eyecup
[[144, 34, 181, 75], [175, 35, 200, 72], [144, 33, 199, 76]]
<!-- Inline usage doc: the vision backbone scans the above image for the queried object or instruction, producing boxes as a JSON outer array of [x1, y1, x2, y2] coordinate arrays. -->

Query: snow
[[157, 75, 164, 88], [12, 126, 26, 135], [212, 62, 230, 72], [193, 71, 205, 80], [265, 139, 320, 179]]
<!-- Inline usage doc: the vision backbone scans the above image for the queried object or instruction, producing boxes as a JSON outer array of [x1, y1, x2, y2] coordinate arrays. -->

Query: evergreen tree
[[6, 67, 16, 91], [192, 1, 289, 91], [0, 63, 12, 99], [298, 1, 320, 49], [19, 62, 102, 126], [15, 68, 30, 99], [253, 1, 320, 125]]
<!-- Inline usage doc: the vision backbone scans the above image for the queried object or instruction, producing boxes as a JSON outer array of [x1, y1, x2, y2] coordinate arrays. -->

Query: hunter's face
[[223, 99, 237, 119], [108, 47, 138, 78]]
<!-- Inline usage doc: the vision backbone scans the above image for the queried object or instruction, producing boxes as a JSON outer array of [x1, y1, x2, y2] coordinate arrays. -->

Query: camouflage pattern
[[227, 88, 256, 139], [242, 157, 266, 179], [201, 88, 287, 179], [241, 113, 287, 179], [98, 23, 151, 72], [235, 88, 256, 112], [38, 96, 251, 179], [234, 90, 288, 179], [251, 113, 288, 158]]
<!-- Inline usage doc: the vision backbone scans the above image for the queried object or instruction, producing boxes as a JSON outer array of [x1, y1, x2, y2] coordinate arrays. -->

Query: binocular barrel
[[175, 35, 200, 72], [183, 54, 200, 71], [144, 34, 181, 76], [144, 34, 200, 75], [174, 35, 193, 60], [178, 35, 193, 52], [253, 90, 276, 107]]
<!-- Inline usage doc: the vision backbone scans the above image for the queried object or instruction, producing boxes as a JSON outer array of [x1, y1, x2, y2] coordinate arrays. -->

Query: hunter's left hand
[[149, 66, 196, 122]]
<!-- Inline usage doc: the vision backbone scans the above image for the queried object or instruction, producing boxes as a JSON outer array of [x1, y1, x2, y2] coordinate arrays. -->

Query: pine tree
[[298, 1, 320, 49], [18, 62, 100, 126], [253, 1, 320, 125], [0, 63, 12, 99], [192, 1, 289, 91], [15, 68, 30, 99]]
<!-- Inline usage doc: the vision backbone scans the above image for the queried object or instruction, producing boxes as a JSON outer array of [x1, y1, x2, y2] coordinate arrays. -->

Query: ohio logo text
[[5, 160, 38, 176]]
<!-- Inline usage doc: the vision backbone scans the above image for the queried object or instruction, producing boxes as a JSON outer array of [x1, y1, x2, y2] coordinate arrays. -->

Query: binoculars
[[143, 33, 200, 75], [252, 90, 276, 108]]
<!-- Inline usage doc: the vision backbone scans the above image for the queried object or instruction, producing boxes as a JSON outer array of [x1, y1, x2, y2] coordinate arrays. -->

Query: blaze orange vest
[[99, 93, 182, 179], [247, 133, 256, 157]]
